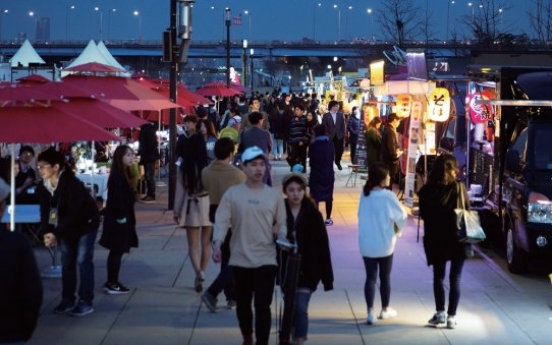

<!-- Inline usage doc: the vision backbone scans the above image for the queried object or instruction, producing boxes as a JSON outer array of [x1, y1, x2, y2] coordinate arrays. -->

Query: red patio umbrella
[[62, 75, 180, 111], [17, 74, 51, 84], [0, 104, 120, 230], [31, 80, 95, 99], [65, 62, 126, 73], [0, 83, 58, 102], [0, 106, 119, 143], [54, 98, 148, 128], [195, 83, 243, 97], [153, 85, 202, 107]]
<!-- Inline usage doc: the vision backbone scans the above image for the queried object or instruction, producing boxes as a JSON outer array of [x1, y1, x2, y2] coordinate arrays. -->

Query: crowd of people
[[0, 90, 474, 345]]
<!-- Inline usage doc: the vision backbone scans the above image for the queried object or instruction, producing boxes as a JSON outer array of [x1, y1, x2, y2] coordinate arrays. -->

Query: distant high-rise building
[[36, 17, 50, 42]]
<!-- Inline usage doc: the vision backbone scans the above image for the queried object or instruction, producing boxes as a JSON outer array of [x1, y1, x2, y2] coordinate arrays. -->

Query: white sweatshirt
[[358, 188, 408, 258]]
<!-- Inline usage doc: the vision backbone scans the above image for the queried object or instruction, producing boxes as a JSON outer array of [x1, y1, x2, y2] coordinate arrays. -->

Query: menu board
[[355, 107, 369, 168]]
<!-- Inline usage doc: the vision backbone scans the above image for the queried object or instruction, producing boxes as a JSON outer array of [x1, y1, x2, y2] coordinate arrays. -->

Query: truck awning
[[475, 99, 552, 107]]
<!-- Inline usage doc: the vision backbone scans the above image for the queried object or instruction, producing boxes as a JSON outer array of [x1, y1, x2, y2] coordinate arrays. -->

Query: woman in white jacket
[[358, 162, 407, 325]]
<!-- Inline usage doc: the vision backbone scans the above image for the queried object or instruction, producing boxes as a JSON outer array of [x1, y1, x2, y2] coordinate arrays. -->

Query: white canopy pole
[[9, 144, 15, 231]]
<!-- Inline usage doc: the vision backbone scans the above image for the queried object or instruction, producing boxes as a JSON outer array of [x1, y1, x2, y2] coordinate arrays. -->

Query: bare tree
[[461, 0, 511, 47], [419, 0, 438, 43], [527, 0, 552, 43], [376, 0, 419, 46]]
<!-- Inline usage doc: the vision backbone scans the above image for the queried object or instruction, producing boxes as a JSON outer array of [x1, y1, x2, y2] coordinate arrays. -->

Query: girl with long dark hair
[[418, 154, 473, 329], [280, 173, 333, 345], [174, 114, 212, 293], [358, 162, 407, 325], [99, 145, 139, 294]]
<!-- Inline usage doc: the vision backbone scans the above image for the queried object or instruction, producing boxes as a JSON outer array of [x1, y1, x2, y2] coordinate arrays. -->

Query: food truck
[[462, 52, 552, 273]]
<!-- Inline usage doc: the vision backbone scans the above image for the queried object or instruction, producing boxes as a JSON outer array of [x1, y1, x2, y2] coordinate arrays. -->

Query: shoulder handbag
[[454, 183, 486, 244]]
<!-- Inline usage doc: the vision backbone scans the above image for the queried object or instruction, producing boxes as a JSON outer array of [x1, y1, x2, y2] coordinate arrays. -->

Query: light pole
[[446, 1, 455, 41], [498, 8, 503, 32], [225, 8, 232, 88], [468, 2, 474, 23], [313, 2, 321, 41], [345, 6, 353, 40], [333, 4, 341, 41], [242, 39, 248, 87], [107, 8, 116, 41], [244, 10, 251, 40], [250, 48, 254, 93], [0, 9, 8, 43], [28, 11, 37, 41], [133, 10, 142, 41], [65, 5, 75, 41], [94, 7, 103, 41], [367, 8, 374, 41]]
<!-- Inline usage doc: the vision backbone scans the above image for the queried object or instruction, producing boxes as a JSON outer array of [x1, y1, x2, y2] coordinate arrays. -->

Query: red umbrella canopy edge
[[0, 106, 119, 143]]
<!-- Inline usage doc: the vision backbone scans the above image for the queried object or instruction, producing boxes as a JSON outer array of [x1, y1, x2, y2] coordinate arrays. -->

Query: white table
[[1, 204, 62, 278], [76, 173, 109, 201], [1, 204, 40, 223]]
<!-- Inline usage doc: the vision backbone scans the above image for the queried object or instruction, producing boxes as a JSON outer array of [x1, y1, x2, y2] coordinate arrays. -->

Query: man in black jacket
[[0, 177, 43, 343], [321, 100, 346, 170], [381, 113, 403, 190], [138, 122, 161, 203], [37, 148, 100, 317]]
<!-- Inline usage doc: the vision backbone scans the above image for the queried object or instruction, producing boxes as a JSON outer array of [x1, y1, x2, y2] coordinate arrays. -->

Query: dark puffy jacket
[[288, 115, 309, 144], [0, 229, 43, 343], [37, 170, 100, 240]]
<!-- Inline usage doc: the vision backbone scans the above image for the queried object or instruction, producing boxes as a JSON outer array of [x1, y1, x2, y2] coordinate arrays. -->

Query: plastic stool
[[345, 164, 362, 187]]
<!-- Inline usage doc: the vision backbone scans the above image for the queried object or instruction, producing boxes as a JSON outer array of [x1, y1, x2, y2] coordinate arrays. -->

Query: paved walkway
[[29, 159, 552, 345]]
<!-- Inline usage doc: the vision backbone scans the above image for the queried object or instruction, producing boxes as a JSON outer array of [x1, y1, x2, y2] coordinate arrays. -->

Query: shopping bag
[[455, 182, 486, 244], [454, 208, 486, 243]]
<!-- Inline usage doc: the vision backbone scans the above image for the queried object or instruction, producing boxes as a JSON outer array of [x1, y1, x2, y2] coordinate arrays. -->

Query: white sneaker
[[447, 315, 457, 329], [379, 307, 397, 319], [367, 312, 375, 325], [428, 311, 446, 325]]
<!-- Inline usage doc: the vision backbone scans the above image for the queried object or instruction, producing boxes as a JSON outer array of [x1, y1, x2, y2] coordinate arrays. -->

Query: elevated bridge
[[0, 40, 477, 62]]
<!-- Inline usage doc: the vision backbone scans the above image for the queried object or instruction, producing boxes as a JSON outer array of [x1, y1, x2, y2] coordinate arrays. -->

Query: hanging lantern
[[427, 87, 451, 122], [467, 90, 495, 124], [359, 78, 371, 91], [395, 93, 412, 118]]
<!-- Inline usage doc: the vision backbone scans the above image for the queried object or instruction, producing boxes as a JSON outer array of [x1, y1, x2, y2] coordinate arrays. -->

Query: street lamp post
[[94, 7, 103, 41], [345, 6, 353, 40], [225, 8, 232, 88], [28, 11, 37, 41], [244, 10, 251, 40], [65, 5, 75, 41], [498, 8, 503, 32], [134, 10, 142, 41], [250, 48, 254, 93], [367, 8, 374, 41], [107, 8, 116, 41], [333, 4, 341, 41], [447, 1, 455, 41], [242, 39, 248, 88], [0, 9, 8, 43], [468, 2, 474, 23], [313, 3, 321, 41]]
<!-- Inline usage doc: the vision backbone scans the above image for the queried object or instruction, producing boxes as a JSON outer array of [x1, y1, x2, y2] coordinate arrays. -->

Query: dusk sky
[[0, 1, 528, 43]]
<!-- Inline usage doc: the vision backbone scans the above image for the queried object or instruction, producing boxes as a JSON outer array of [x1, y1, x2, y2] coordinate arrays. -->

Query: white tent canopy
[[96, 41, 126, 71], [10, 40, 46, 67], [65, 40, 114, 70]]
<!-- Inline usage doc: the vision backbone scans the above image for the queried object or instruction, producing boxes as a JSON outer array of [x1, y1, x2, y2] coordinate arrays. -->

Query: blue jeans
[[60, 228, 98, 305], [232, 265, 277, 345], [207, 230, 235, 301], [293, 289, 312, 339], [272, 135, 284, 157], [363, 254, 394, 309], [143, 161, 156, 198], [432, 258, 465, 316]]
